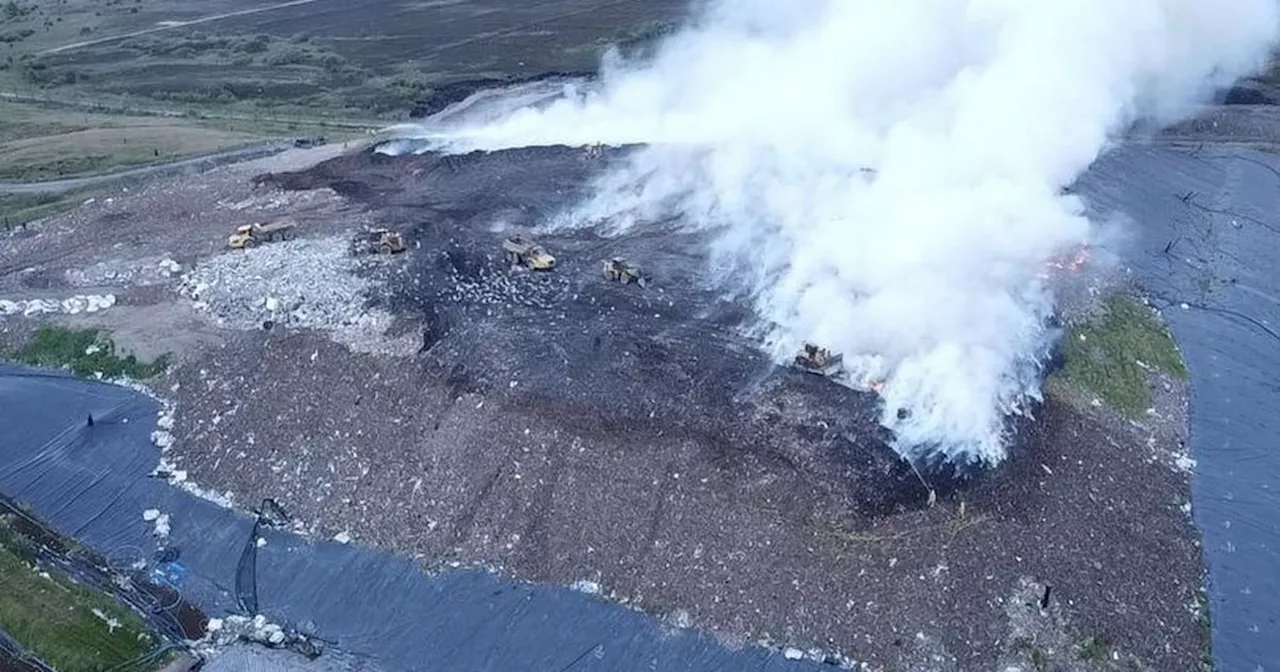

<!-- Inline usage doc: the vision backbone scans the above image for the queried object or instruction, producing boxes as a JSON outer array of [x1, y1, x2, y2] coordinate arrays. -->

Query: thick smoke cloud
[[402, 0, 1280, 464]]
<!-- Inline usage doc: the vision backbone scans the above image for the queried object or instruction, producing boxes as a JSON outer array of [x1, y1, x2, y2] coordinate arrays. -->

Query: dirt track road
[[0, 143, 288, 195]]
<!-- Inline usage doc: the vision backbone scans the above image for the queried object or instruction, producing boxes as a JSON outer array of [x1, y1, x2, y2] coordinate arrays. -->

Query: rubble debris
[[176, 236, 415, 356], [195, 613, 323, 658], [0, 294, 116, 317], [65, 257, 181, 287], [115, 378, 237, 509], [570, 579, 602, 595], [143, 509, 171, 538]]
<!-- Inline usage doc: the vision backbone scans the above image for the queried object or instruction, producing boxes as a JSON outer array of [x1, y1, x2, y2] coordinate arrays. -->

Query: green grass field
[[0, 97, 364, 183], [0, 0, 683, 193], [7, 326, 169, 379], [1, 188, 102, 226], [0, 515, 160, 672]]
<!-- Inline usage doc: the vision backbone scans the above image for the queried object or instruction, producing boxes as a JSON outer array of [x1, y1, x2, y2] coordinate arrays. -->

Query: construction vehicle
[[794, 343, 844, 376], [351, 228, 406, 255], [503, 236, 556, 270], [601, 257, 646, 287], [294, 136, 327, 149], [228, 217, 298, 249]]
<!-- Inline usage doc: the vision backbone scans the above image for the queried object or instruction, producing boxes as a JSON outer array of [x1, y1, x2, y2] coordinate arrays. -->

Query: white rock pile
[[0, 294, 116, 317], [203, 614, 288, 646], [66, 257, 182, 287], [176, 236, 412, 355]]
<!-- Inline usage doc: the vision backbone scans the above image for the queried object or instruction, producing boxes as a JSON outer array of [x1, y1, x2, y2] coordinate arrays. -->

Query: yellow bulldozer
[[351, 228, 406, 255], [503, 236, 556, 270], [601, 257, 646, 287], [794, 343, 844, 377]]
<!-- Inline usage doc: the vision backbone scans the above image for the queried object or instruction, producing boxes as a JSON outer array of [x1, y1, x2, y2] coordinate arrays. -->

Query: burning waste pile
[[390, 0, 1280, 465]]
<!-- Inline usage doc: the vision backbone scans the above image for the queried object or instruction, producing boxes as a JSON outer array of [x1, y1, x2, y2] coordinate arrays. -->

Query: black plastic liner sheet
[[0, 365, 822, 671], [1076, 144, 1280, 671]]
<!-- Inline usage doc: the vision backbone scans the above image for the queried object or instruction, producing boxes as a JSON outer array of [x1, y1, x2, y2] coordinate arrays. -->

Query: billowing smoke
[[397, 0, 1280, 465]]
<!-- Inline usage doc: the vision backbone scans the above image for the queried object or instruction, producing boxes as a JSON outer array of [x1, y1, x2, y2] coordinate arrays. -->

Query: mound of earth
[[164, 145, 1200, 670], [0, 141, 1205, 671]]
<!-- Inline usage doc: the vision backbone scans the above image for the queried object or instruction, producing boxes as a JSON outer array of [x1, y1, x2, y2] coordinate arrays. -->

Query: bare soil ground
[[0, 139, 1205, 671]]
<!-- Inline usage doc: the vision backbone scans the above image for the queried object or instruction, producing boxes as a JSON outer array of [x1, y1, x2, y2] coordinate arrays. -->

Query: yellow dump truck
[[228, 217, 298, 249]]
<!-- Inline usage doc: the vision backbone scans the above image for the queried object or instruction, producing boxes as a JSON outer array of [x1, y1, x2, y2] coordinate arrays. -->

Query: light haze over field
[[403, 0, 1280, 464]]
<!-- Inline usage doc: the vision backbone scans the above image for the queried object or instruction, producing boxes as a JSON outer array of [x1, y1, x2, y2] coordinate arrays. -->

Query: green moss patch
[[9, 326, 168, 379], [1061, 295, 1187, 419]]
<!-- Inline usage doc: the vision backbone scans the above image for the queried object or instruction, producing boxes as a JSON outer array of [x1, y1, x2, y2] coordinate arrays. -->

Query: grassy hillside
[[0, 0, 684, 203]]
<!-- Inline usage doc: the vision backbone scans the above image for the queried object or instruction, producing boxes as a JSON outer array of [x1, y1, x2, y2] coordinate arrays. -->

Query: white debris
[[0, 294, 115, 318], [195, 612, 313, 652], [1175, 454, 1197, 473], [256, 536, 267, 548], [91, 608, 122, 634], [151, 513, 171, 538], [142, 509, 161, 522], [667, 609, 693, 629], [85, 344, 102, 355], [118, 381, 236, 510], [332, 531, 352, 544], [570, 579, 602, 595], [151, 430, 174, 449], [176, 236, 415, 355], [783, 647, 805, 660], [67, 257, 184, 287]]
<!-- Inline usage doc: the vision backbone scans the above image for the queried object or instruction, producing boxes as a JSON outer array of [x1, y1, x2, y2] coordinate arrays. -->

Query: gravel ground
[[0, 139, 1207, 671]]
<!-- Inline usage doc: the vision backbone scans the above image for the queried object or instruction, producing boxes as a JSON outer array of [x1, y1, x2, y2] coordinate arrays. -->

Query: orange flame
[[1039, 244, 1091, 279]]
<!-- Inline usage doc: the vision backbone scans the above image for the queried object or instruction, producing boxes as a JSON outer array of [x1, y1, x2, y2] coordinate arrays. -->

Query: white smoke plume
[[399, 0, 1280, 465]]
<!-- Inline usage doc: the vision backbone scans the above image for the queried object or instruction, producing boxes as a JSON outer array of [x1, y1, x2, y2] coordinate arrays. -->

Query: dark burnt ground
[[161, 147, 1206, 670]]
